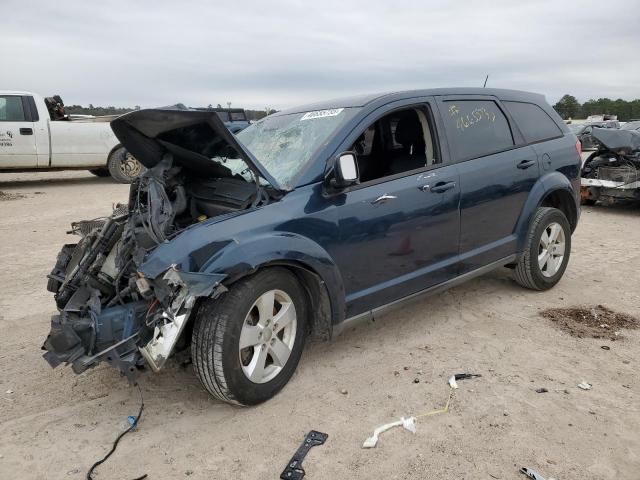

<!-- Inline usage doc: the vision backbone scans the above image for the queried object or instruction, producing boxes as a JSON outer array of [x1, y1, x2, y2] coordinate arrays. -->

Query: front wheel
[[513, 207, 571, 291], [191, 268, 307, 405], [107, 147, 144, 183]]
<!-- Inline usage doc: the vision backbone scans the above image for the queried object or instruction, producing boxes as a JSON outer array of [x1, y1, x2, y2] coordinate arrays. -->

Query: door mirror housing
[[327, 152, 359, 191]]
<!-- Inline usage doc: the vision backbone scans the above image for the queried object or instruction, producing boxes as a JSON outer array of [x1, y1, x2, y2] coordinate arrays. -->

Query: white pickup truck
[[0, 91, 142, 182]]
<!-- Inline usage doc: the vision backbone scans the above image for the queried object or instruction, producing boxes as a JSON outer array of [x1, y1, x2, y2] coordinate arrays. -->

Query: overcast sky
[[2, 0, 639, 110]]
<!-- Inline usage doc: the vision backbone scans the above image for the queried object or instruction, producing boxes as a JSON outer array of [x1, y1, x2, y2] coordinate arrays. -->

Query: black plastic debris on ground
[[280, 430, 328, 480]]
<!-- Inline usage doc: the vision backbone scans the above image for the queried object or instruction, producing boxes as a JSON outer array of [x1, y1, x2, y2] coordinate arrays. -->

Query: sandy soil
[[0, 170, 639, 480]]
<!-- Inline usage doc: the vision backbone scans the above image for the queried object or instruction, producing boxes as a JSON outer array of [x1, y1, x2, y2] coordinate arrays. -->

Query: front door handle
[[371, 194, 397, 205], [517, 159, 536, 169], [428, 181, 456, 193], [19, 128, 33, 135]]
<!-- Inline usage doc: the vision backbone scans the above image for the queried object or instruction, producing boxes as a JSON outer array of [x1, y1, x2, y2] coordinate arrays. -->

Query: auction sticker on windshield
[[300, 108, 344, 121]]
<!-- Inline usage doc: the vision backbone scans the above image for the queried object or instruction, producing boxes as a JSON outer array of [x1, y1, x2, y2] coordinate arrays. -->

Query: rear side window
[[504, 101, 562, 143], [0, 96, 26, 122], [443, 100, 514, 160]]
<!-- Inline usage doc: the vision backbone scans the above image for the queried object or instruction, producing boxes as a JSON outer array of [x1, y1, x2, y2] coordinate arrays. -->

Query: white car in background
[[0, 91, 142, 182]]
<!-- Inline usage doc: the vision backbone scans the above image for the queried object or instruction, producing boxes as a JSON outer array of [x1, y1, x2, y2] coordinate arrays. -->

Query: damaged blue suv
[[43, 89, 581, 405]]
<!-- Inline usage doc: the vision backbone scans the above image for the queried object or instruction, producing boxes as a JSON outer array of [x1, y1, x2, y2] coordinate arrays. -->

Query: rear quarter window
[[443, 100, 514, 160], [504, 101, 562, 143]]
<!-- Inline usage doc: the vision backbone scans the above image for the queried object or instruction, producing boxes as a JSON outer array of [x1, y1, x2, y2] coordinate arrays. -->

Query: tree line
[[553, 95, 640, 121], [65, 104, 273, 121]]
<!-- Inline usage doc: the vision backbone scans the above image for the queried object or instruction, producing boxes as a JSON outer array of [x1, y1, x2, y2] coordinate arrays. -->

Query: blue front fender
[[140, 226, 346, 326]]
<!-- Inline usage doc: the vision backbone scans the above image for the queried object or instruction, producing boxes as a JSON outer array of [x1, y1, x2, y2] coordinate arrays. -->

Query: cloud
[[2, 0, 639, 109]]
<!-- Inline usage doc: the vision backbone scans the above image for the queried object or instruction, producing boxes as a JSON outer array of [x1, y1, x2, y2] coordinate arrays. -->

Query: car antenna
[[483, 74, 489, 88]]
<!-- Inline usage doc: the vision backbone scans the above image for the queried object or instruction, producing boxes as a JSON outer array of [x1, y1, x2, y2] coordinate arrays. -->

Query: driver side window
[[349, 106, 439, 183]]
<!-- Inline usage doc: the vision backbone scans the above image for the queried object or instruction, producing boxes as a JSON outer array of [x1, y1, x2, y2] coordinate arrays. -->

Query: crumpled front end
[[580, 129, 640, 203], [42, 108, 275, 380], [41, 159, 241, 380]]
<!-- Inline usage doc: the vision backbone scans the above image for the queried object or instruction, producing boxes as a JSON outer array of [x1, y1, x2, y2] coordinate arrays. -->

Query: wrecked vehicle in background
[[569, 121, 619, 150], [43, 89, 581, 406], [581, 128, 640, 204]]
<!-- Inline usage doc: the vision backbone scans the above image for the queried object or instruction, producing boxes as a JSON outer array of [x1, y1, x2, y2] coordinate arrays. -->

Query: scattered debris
[[578, 382, 592, 390], [541, 305, 638, 340], [520, 467, 551, 480], [5, 389, 13, 394], [535, 388, 548, 394], [363, 417, 416, 449], [364, 372, 479, 448], [448, 373, 481, 389], [601, 345, 611, 350], [280, 430, 328, 479], [340, 389, 348, 395], [413, 378, 420, 384], [86, 384, 147, 480]]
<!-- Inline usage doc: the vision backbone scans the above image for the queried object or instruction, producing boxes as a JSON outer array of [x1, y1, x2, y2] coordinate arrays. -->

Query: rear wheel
[[107, 147, 144, 183], [192, 268, 307, 405], [513, 207, 571, 291]]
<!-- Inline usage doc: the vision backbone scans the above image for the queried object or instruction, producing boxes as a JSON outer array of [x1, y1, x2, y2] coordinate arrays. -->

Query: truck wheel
[[107, 147, 144, 183], [513, 207, 571, 291], [192, 268, 307, 405], [89, 168, 110, 177]]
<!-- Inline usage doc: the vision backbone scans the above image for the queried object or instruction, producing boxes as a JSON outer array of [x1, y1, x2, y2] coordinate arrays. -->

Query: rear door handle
[[517, 159, 536, 169], [428, 181, 456, 193], [371, 194, 397, 205], [19, 128, 33, 135]]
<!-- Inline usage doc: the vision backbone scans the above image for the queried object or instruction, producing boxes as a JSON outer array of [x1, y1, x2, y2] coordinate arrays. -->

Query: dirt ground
[[0, 169, 639, 480]]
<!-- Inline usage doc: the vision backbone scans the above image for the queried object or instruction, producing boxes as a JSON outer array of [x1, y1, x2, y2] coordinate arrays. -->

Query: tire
[[192, 268, 308, 405], [513, 207, 571, 291], [107, 147, 144, 183], [88, 168, 110, 177]]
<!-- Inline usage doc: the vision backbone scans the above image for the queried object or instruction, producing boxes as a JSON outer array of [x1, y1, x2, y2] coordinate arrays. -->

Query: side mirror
[[329, 152, 359, 190]]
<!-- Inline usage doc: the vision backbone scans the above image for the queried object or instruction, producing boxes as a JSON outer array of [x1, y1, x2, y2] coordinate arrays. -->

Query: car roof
[[0, 90, 33, 96], [273, 88, 546, 115]]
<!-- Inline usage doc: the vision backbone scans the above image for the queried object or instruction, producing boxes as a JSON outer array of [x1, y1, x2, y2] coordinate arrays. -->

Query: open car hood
[[111, 108, 284, 191], [592, 128, 640, 154]]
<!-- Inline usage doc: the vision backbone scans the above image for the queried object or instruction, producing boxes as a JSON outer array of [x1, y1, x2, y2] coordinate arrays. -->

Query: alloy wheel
[[238, 289, 297, 384], [538, 222, 566, 277]]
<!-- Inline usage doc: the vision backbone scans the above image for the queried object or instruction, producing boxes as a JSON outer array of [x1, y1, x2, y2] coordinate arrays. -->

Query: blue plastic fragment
[[127, 415, 138, 428]]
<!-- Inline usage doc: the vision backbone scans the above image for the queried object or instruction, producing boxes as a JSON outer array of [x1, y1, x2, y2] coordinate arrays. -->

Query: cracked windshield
[[236, 107, 357, 187]]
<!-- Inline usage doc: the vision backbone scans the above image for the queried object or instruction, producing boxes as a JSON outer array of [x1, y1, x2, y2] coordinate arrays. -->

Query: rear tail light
[[575, 140, 582, 157]]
